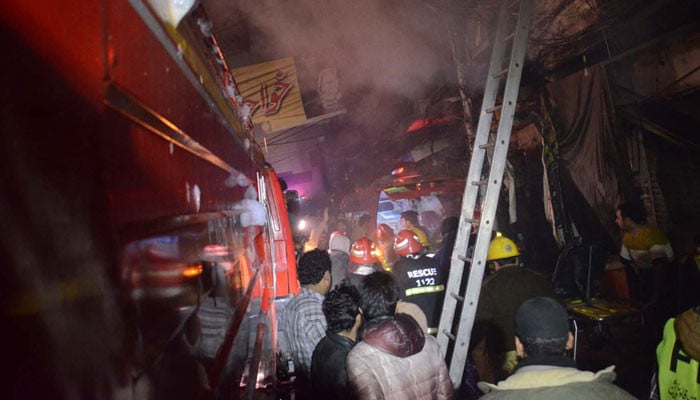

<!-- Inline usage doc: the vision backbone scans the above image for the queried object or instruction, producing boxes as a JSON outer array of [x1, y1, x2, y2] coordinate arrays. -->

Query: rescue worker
[[653, 305, 700, 400], [375, 223, 397, 271], [392, 229, 447, 335], [474, 232, 557, 382], [400, 210, 431, 250], [345, 237, 382, 288]]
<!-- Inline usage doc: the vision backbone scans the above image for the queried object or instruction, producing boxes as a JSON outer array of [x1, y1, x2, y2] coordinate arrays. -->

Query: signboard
[[233, 57, 307, 133]]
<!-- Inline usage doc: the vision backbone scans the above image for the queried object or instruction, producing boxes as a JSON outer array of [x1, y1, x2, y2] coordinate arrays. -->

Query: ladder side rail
[[446, 0, 535, 386], [436, 0, 514, 356]]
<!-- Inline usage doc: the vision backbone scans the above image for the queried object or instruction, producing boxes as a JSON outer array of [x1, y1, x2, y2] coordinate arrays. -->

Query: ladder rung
[[443, 330, 456, 341], [450, 292, 464, 302], [485, 104, 502, 113], [503, 32, 515, 42], [457, 254, 471, 263], [493, 68, 509, 79], [472, 179, 488, 186], [479, 142, 495, 150]]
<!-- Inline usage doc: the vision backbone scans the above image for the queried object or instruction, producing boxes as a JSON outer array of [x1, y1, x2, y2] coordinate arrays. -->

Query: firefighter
[[392, 229, 447, 335], [654, 306, 700, 400], [346, 237, 383, 288], [375, 223, 397, 271], [400, 210, 431, 250], [474, 232, 557, 381]]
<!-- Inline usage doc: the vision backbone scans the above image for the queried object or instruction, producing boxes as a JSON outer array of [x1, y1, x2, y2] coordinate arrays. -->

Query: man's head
[[419, 210, 441, 233], [616, 200, 647, 231], [359, 271, 400, 321], [357, 214, 371, 228], [487, 232, 521, 270], [514, 296, 573, 358], [298, 249, 332, 295], [322, 283, 361, 334], [400, 210, 419, 229], [335, 219, 348, 234]]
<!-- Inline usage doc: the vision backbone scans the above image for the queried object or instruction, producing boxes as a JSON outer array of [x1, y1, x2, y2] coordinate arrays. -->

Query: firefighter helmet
[[394, 229, 423, 256], [376, 223, 394, 243], [349, 237, 379, 265], [487, 232, 520, 261]]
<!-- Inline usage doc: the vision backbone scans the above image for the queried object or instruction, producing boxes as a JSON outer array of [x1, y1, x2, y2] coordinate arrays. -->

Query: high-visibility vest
[[656, 318, 700, 400]]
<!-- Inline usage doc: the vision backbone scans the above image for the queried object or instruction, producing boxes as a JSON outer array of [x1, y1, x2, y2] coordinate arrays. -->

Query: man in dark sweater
[[475, 232, 557, 381], [310, 282, 362, 399]]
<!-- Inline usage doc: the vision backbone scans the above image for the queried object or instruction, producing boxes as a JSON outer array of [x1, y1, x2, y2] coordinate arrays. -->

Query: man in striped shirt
[[280, 249, 332, 393]]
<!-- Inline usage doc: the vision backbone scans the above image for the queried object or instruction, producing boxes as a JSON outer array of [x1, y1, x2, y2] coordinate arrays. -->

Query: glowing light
[[182, 264, 203, 278], [406, 115, 459, 133], [391, 167, 405, 176], [298, 219, 307, 231], [203, 244, 230, 257]]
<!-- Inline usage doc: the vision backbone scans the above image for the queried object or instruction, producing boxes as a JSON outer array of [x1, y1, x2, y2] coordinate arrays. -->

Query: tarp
[[547, 65, 632, 240]]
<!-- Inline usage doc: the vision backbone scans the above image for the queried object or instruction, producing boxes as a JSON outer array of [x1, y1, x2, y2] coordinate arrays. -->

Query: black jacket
[[310, 331, 356, 399], [475, 266, 557, 353], [393, 255, 447, 331]]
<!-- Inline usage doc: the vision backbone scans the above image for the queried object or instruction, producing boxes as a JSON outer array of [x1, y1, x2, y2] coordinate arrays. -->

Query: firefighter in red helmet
[[346, 237, 382, 288], [375, 223, 397, 271], [393, 230, 447, 335]]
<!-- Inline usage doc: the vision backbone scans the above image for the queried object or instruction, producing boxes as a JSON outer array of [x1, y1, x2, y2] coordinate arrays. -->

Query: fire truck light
[[391, 167, 405, 176], [182, 264, 203, 278], [298, 219, 307, 231]]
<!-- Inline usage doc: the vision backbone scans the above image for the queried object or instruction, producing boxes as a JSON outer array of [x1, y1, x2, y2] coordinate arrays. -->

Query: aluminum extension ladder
[[436, 0, 534, 387]]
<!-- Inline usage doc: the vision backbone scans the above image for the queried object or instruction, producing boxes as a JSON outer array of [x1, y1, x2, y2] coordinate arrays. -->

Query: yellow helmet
[[487, 232, 520, 261]]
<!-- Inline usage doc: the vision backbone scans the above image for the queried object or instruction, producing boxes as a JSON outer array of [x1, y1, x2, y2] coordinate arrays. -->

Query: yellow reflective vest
[[656, 318, 700, 400]]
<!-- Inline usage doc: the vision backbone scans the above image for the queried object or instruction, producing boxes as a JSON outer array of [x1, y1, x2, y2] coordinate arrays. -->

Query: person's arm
[[436, 356, 455, 399], [305, 312, 327, 351], [619, 243, 635, 271], [298, 305, 327, 371], [306, 208, 329, 250]]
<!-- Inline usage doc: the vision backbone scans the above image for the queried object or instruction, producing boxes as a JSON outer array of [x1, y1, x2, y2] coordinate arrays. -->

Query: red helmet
[[349, 237, 379, 264], [376, 223, 395, 243], [394, 230, 423, 256]]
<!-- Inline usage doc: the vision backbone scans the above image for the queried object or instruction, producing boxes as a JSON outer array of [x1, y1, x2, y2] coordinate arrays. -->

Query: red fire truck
[[2, 1, 297, 399]]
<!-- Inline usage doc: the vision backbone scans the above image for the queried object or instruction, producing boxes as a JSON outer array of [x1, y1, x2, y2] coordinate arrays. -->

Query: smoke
[[234, 0, 452, 99]]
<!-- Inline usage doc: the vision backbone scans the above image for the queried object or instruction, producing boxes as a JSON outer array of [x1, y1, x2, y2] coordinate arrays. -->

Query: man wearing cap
[[479, 296, 635, 399]]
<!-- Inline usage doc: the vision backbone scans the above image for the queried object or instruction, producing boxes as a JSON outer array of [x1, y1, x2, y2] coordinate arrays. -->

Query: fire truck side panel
[[1, 1, 295, 398]]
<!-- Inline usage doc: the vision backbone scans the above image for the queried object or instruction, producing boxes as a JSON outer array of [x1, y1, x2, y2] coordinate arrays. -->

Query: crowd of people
[[276, 199, 699, 399]]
